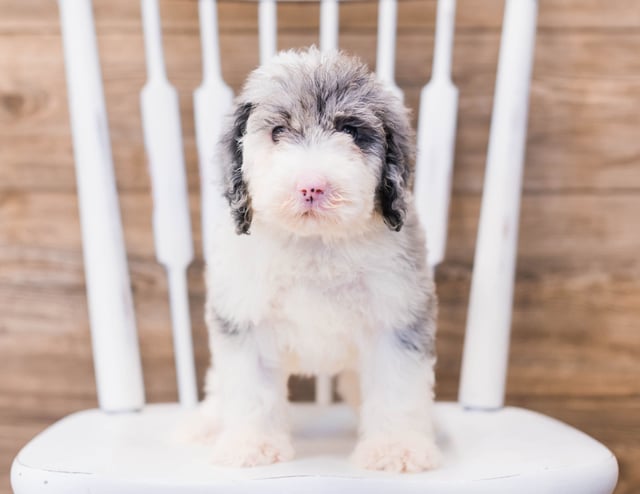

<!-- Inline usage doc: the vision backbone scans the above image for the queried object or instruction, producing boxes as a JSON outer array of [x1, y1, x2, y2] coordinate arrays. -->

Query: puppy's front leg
[[208, 323, 293, 467], [353, 328, 441, 473]]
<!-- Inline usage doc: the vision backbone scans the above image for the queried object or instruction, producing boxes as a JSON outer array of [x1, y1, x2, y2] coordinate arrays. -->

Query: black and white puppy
[[203, 48, 440, 473]]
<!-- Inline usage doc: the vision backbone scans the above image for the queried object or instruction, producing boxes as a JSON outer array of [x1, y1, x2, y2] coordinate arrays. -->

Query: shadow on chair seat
[[12, 402, 618, 494]]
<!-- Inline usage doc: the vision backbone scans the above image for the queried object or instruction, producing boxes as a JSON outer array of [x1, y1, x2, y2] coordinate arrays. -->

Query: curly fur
[[201, 48, 440, 473]]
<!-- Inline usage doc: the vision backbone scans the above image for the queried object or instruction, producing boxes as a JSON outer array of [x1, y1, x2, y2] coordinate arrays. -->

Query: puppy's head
[[220, 48, 413, 237]]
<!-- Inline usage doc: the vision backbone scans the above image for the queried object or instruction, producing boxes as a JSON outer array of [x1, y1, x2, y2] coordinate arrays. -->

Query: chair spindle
[[320, 0, 339, 53], [414, 0, 458, 268], [376, 0, 402, 100], [459, 0, 538, 410], [57, 0, 145, 412], [316, 0, 341, 406], [140, 0, 198, 408], [195, 0, 234, 261], [259, 0, 278, 63]]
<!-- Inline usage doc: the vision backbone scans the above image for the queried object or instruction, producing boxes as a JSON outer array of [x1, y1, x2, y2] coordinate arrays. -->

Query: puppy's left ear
[[377, 109, 413, 232], [221, 102, 254, 235]]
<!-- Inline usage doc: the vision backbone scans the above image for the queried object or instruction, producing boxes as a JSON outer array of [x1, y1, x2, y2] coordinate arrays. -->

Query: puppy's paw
[[172, 401, 221, 445], [352, 434, 442, 473], [211, 429, 294, 468]]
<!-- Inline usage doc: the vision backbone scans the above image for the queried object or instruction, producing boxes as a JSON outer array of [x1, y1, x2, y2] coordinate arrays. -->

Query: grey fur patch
[[333, 114, 384, 154], [220, 102, 254, 234], [394, 316, 436, 358], [394, 302, 437, 357], [376, 115, 413, 231], [211, 310, 252, 337]]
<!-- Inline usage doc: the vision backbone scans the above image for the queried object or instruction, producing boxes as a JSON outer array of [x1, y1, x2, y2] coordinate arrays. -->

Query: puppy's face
[[242, 104, 380, 237], [221, 49, 413, 238]]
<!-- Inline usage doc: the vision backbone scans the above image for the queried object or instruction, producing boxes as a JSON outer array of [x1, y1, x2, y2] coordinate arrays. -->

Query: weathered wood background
[[1, 0, 639, 492]]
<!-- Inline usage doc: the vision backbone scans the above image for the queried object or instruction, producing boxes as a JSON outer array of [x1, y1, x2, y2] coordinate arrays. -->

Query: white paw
[[352, 434, 442, 473], [172, 402, 221, 445], [211, 429, 294, 468]]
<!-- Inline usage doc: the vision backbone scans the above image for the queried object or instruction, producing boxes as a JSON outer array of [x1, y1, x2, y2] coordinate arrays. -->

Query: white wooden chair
[[11, 0, 619, 492]]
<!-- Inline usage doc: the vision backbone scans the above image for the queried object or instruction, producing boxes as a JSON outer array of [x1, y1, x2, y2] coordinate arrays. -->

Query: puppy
[[203, 47, 440, 473]]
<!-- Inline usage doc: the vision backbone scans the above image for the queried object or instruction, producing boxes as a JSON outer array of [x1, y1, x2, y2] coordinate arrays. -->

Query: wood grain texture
[[1, 1, 639, 493], [3, 30, 639, 193], [2, 0, 640, 33]]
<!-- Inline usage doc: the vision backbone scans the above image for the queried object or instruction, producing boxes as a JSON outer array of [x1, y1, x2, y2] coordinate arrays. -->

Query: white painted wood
[[375, 0, 403, 100], [259, 0, 278, 64], [320, 0, 339, 52], [316, 3, 340, 406], [57, 0, 144, 413], [12, 402, 618, 493], [194, 0, 234, 261], [140, 0, 197, 408], [315, 377, 333, 406], [459, 0, 539, 410], [414, 0, 458, 268]]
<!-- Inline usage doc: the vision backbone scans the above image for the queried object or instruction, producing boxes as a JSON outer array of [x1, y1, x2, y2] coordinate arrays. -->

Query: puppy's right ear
[[221, 102, 254, 235]]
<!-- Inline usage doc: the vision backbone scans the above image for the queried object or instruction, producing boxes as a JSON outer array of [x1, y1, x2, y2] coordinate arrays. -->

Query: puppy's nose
[[298, 180, 328, 204]]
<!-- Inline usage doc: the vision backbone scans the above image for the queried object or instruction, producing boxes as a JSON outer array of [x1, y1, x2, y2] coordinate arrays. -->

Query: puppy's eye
[[271, 126, 286, 143], [339, 125, 358, 140]]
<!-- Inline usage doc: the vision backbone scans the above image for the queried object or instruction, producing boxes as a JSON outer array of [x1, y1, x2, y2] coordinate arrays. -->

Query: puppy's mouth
[[299, 209, 327, 220], [285, 193, 349, 218]]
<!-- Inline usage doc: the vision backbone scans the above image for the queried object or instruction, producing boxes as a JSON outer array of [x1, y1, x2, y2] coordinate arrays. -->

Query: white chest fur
[[207, 217, 428, 374]]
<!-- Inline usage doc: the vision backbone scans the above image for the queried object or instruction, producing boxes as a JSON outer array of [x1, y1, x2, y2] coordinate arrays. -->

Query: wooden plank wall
[[1, 1, 639, 492]]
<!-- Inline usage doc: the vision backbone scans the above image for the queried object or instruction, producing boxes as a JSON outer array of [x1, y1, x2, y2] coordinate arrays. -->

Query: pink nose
[[298, 180, 328, 206]]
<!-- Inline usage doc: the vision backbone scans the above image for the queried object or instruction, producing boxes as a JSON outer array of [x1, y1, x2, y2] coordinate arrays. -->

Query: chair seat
[[12, 401, 617, 494]]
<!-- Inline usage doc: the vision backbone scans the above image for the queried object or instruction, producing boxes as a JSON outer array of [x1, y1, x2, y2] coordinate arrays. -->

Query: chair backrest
[[56, 0, 538, 414]]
